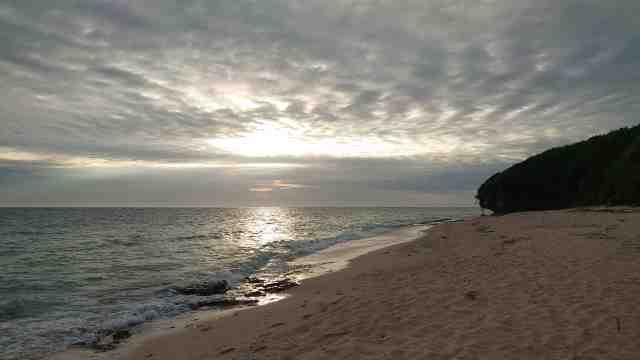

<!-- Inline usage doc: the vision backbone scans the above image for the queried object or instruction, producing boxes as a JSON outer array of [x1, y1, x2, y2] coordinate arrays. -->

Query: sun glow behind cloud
[[1, 0, 639, 206], [206, 120, 451, 158]]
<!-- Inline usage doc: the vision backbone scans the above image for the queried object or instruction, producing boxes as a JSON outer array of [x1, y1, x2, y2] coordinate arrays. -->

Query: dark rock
[[191, 296, 259, 309], [112, 329, 131, 343], [94, 342, 117, 352], [91, 335, 117, 352], [260, 278, 299, 293], [69, 338, 95, 347], [83, 328, 132, 352], [244, 290, 267, 297], [173, 279, 229, 296], [245, 276, 266, 284]]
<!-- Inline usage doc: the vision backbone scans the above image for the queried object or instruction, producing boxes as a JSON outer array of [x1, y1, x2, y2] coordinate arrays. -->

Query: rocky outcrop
[[241, 276, 300, 294], [173, 279, 230, 296], [78, 276, 301, 354], [259, 278, 300, 293]]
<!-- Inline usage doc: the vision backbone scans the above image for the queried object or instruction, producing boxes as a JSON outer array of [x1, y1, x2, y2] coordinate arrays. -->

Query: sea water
[[0, 207, 477, 359]]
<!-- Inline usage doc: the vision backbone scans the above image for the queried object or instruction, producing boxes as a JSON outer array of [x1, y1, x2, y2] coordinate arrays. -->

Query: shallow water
[[0, 207, 478, 359]]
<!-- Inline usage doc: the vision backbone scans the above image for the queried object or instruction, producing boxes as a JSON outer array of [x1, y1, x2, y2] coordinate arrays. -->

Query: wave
[[79, 221, 430, 343], [66, 217, 459, 352], [171, 234, 222, 242], [1, 207, 478, 360]]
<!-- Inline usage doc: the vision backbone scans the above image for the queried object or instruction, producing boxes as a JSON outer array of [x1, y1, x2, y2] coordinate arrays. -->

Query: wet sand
[[59, 208, 640, 359]]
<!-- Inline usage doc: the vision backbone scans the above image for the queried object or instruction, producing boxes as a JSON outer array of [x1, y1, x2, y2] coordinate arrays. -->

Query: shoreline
[[49, 224, 435, 360], [288, 224, 432, 280], [57, 208, 640, 359]]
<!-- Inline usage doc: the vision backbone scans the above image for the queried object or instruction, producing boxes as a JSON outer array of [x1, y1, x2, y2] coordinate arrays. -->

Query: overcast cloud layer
[[1, 0, 639, 206]]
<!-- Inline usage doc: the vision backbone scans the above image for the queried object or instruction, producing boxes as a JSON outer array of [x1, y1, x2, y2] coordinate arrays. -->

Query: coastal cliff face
[[476, 124, 640, 214]]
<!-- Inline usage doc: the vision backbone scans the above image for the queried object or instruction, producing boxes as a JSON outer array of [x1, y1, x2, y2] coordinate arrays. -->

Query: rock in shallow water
[[245, 276, 266, 284], [242, 277, 300, 293], [244, 290, 267, 297], [85, 328, 133, 352], [260, 278, 299, 293], [173, 279, 230, 296], [112, 329, 132, 342]]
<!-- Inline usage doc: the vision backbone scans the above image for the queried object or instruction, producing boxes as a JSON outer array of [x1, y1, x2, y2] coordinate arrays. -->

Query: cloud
[[1, 0, 639, 205]]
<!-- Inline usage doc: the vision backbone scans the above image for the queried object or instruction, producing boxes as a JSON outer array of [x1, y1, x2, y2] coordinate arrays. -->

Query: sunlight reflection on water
[[0, 207, 478, 360]]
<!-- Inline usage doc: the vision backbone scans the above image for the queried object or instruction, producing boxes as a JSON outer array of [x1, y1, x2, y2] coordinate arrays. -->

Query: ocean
[[0, 207, 478, 359]]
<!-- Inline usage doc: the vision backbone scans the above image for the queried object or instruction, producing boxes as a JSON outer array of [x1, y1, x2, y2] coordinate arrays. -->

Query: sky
[[1, 0, 639, 207]]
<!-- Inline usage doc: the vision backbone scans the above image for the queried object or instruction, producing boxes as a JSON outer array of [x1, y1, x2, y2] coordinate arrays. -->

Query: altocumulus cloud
[[0, 0, 639, 206]]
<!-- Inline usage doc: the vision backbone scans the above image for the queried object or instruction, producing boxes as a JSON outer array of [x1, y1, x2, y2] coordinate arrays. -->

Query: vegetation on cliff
[[476, 124, 640, 213]]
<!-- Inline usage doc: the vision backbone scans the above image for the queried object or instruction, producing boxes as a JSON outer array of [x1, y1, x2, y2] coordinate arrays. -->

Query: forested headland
[[476, 124, 640, 214]]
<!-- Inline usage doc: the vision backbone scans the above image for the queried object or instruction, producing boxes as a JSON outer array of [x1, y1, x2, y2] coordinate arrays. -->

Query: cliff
[[476, 124, 640, 214]]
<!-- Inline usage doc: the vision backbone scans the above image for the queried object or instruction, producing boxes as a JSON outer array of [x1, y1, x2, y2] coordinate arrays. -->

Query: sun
[[208, 121, 307, 157]]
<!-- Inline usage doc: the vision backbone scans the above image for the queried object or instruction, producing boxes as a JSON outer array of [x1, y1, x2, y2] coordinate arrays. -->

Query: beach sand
[[61, 208, 640, 359]]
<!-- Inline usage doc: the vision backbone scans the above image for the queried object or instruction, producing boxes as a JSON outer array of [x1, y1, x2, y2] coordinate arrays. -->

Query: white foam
[[289, 225, 431, 279]]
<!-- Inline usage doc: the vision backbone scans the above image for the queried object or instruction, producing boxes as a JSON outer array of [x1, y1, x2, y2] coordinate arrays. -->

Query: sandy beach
[[59, 208, 640, 360]]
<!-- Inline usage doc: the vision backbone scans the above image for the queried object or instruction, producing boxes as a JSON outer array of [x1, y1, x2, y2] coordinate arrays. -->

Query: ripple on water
[[0, 207, 479, 360]]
